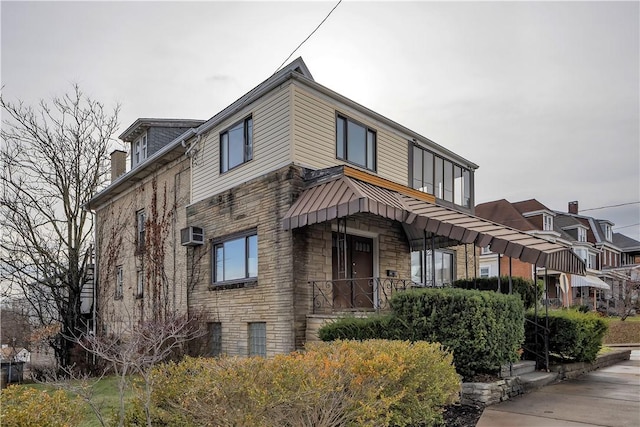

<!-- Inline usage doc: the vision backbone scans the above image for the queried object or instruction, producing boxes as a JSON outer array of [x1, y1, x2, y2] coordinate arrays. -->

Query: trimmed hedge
[[453, 276, 543, 309], [126, 340, 460, 427], [320, 288, 525, 379], [525, 309, 608, 363]]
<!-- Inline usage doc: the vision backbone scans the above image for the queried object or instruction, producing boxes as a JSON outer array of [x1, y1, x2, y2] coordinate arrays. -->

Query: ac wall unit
[[181, 226, 204, 246]]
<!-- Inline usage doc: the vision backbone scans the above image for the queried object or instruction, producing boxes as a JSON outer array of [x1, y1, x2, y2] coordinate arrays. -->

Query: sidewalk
[[476, 350, 640, 427]]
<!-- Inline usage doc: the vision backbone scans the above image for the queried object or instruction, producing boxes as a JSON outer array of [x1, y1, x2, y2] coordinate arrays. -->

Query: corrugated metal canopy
[[282, 169, 586, 275]]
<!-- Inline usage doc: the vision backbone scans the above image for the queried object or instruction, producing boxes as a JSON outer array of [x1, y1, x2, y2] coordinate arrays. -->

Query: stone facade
[[95, 156, 191, 332], [186, 165, 305, 356]]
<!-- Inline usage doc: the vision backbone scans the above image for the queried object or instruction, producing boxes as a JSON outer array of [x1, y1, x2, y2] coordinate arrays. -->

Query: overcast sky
[[2, 1, 639, 241]]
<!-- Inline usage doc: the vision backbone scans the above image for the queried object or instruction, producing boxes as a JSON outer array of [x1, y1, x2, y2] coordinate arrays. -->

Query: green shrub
[[525, 309, 608, 362], [0, 386, 84, 427], [127, 340, 459, 427], [453, 276, 543, 309], [320, 288, 525, 379], [318, 314, 403, 341]]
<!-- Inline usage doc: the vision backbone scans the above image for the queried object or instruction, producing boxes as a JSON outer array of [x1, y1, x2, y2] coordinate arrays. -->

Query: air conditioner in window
[[181, 226, 204, 246]]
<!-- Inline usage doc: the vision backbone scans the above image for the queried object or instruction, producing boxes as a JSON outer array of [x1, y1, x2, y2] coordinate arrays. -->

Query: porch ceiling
[[282, 167, 586, 275]]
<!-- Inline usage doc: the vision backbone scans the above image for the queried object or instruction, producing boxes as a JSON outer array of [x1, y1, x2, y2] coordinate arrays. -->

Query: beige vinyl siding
[[292, 83, 409, 186], [191, 83, 292, 204]]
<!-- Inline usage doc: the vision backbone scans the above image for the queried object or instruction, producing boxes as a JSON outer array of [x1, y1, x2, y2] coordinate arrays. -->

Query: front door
[[332, 233, 374, 309]]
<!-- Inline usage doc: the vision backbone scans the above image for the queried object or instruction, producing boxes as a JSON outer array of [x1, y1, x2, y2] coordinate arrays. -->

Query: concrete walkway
[[476, 350, 640, 427]]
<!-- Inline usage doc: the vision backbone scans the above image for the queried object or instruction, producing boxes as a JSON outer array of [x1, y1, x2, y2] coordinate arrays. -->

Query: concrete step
[[520, 371, 558, 392], [500, 360, 536, 378]]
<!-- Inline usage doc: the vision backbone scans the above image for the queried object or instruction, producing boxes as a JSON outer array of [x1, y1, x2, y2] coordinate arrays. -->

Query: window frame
[[220, 116, 253, 174], [248, 322, 266, 357], [136, 269, 144, 299], [211, 229, 258, 287], [335, 113, 377, 172], [115, 265, 123, 300], [136, 209, 146, 252], [410, 143, 471, 208], [207, 322, 222, 357], [133, 132, 148, 167], [480, 266, 491, 278]]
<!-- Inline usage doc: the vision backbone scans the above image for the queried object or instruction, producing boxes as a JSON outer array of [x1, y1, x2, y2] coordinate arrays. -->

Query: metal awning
[[282, 167, 586, 275], [571, 275, 611, 290]]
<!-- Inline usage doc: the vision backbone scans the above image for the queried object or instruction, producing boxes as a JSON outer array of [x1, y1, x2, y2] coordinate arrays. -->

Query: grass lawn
[[21, 375, 134, 427], [603, 315, 640, 344]]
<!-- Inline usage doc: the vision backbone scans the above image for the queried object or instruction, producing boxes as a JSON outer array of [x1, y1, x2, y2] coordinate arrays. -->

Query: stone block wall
[[186, 165, 304, 356]]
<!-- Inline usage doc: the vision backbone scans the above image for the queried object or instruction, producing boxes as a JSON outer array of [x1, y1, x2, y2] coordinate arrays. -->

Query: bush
[[0, 386, 84, 427], [320, 288, 524, 379], [318, 314, 403, 341], [453, 276, 543, 309], [392, 288, 524, 378], [127, 340, 460, 427], [525, 309, 608, 362]]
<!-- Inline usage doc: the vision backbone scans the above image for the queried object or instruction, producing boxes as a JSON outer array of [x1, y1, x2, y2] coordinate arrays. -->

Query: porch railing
[[310, 277, 436, 314]]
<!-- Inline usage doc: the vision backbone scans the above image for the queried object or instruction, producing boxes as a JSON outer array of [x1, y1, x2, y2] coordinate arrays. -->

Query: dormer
[[119, 118, 206, 170], [521, 209, 556, 232], [599, 220, 614, 242]]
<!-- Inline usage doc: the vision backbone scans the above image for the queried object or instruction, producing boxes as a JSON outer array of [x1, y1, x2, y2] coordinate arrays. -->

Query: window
[[136, 270, 144, 298], [603, 224, 612, 241], [133, 132, 148, 167], [411, 144, 470, 207], [481, 246, 492, 255], [589, 253, 596, 269], [578, 227, 587, 242], [248, 322, 266, 357], [480, 266, 490, 278], [336, 114, 376, 171], [136, 210, 146, 251], [411, 249, 455, 286], [543, 214, 553, 231], [212, 232, 258, 284], [208, 322, 222, 357], [115, 265, 123, 299], [220, 116, 253, 173]]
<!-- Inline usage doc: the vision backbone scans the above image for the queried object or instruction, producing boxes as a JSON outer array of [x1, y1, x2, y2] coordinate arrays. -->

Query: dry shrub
[[604, 320, 640, 344], [133, 340, 459, 427], [0, 385, 83, 427]]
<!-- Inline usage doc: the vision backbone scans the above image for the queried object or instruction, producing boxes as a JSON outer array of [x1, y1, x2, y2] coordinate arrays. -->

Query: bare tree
[[0, 84, 119, 368], [617, 277, 640, 321], [74, 313, 204, 427]]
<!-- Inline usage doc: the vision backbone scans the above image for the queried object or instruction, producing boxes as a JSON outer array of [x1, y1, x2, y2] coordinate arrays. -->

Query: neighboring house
[[0, 345, 30, 363], [87, 58, 584, 357], [476, 198, 639, 311]]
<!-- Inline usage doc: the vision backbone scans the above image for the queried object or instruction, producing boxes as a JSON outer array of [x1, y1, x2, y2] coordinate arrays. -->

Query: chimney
[[110, 150, 127, 181], [568, 200, 579, 214]]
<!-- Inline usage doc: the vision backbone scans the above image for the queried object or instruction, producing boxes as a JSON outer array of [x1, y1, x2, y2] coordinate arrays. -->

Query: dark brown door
[[332, 234, 374, 309]]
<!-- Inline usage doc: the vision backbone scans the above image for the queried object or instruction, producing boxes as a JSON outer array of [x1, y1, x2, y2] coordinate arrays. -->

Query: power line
[[579, 201, 640, 213], [613, 223, 640, 231], [273, 0, 343, 74]]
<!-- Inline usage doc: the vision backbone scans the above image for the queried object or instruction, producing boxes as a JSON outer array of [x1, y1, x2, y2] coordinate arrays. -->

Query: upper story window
[[602, 223, 613, 241], [115, 265, 123, 300], [411, 145, 470, 208], [212, 231, 258, 285], [577, 227, 587, 242], [136, 269, 144, 298], [543, 214, 553, 231], [336, 114, 376, 171], [480, 246, 492, 255], [220, 116, 253, 173], [136, 210, 146, 252], [133, 132, 148, 167]]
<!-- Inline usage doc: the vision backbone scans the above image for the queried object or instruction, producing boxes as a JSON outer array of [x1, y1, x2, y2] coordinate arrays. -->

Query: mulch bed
[[441, 403, 484, 427]]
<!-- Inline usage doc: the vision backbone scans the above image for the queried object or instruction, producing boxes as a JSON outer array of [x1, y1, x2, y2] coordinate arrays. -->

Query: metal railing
[[523, 317, 550, 371], [310, 277, 431, 314]]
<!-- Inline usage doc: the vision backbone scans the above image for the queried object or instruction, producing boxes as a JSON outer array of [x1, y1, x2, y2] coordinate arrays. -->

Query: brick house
[[476, 198, 639, 310], [87, 58, 584, 357]]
